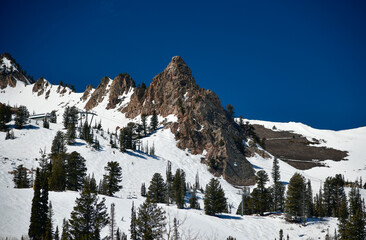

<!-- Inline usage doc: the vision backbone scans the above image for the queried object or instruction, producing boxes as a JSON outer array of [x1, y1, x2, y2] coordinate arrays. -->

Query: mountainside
[[1, 54, 255, 185], [1, 53, 366, 239]]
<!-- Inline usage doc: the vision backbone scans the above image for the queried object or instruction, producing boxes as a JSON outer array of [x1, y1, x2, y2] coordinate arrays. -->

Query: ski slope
[[1, 81, 365, 239], [0, 120, 340, 240]]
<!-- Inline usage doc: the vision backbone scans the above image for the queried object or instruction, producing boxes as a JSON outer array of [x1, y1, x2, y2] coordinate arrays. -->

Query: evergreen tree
[[63, 107, 70, 129], [305, 180, 314, 217], [279, 229, 284, 240], [252, 170, 271, 215], [136, 199, 166, 240], [55, 226, 60, 240], [66, 123, 76, 145], [29, 168, 49, 239], [147, 173, 166, 203], [103, 161, 123, 196], [43, 117, 50, 129], [13, 164, 30, 188], [0, 103, 12, 131], [66, 151, 87, 191], [338, 197, 349, 239], [61, 218, 71, 240], [323, 174, 345, 217], [225, 104, 234, 118], [173, 217, 179, 240], [150, 110, 158, 133], [130, 202, 137, 240], [141, 183, 147, 197], [45, 201, 54, 240], [49, 153, 67, 191], [109, 203, 116, 240], [204, 178, 227, 216], [51, 131, 67, 156], [15, 105, 29, 129], [50, 110, 57, 123], [285, 173, 305, 221], [272, 157, 285, 212], [141, 114, 147, 136], [69, 177, 109, 239], [346, 186, 366, 239], [172, 169, 186, 209]]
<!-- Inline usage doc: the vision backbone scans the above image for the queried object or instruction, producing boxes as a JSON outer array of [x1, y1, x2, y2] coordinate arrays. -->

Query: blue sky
[[1, 0, 365, 130]]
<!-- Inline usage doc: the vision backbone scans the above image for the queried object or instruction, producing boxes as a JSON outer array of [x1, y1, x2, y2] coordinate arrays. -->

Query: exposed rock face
[[107, 73, 135, 109], [0, 53, 32, 89], [32, 78, 49, 96], [120, 56, 256, 185], [84, 77, 111, 110], [81, 84, 94, 101]]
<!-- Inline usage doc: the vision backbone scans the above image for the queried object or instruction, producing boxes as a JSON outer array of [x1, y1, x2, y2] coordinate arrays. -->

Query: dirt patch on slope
[[253, 124, 348, 170]]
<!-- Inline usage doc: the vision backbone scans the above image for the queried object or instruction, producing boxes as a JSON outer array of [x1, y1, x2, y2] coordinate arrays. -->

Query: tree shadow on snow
[[251, 164, 263, 170], [72, 141, 86, 147], [216, 214, 242, 220], [125, 150, 148, 160]]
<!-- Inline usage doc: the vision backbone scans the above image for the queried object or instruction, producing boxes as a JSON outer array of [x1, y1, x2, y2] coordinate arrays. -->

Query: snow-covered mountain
[[1, 53, 365, 239]]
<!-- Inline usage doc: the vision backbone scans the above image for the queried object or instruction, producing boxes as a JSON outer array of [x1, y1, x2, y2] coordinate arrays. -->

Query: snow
[[1, 57, 18, 72], [0, 81, 365, 239]]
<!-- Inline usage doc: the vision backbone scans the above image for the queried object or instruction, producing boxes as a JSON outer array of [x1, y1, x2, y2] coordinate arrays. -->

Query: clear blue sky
[[1, 0, 365, 130]]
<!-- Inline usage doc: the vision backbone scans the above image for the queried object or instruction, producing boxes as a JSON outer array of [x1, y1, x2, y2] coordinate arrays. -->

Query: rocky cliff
[[0, 53, 32, 89], [89, 56, 256, 185]]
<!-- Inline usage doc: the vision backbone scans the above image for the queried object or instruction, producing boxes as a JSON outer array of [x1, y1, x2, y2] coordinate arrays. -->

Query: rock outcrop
[[0, 53, 32, 89], [84, 77, 111, 110], [120, 56, 256, 185], [107, 73, 135, 109], [32, 78, 49, 96]]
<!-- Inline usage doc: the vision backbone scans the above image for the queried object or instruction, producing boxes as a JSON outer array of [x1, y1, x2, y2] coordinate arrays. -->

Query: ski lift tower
[[78, 110, 97, 128]]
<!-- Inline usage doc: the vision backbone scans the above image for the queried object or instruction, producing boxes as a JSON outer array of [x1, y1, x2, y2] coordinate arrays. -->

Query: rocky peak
[[121, 56, 255, 185], [81, 84, 94, 101], [85, 77, 111, 110], [32, 78, 49, 96], [107, 73, 136, 109], [165, 56, 192, 77], [0, 53, 32, 89]]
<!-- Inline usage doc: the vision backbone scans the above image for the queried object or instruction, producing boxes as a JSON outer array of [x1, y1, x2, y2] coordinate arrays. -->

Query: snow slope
[[0, 120, 340, 240], [1, 82, 365, 239]]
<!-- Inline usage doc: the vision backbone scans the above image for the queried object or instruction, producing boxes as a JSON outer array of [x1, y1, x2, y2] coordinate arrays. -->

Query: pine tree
[[55, 226, 60, 240], [285, 173, 305, 221], [204, 178, 227, 216], [173, 217, 179, 240], [141, 114, 147, 136], [61, 218, 71, 240], [15, 105, 29, 129], [49, 153, 67, 191], [43, 117, 50, 129], [45, 201, 54, 240], [66, 123, 76, 145], [150, 110, 158, 133], [29, 168, 49, 239], [110, 203, 116, 240], [305, 180, 314, 217], [225, 104, 234, 118], [141, 183, 147, 197], [172, 169, 186, 209], [338, 197, 349, 239], [69, 177, 109, 239], [136, 199, 166, 240], [103, 161, 123, 196], [272, 157, 284, 212], [147, 173, 166, 203], [51, 131, 67, 156], [279, 229, 284, 240], [50, 111, 57, 123], [346, 186, 366, 239], [66, 151, 87, 191], [130, 202, 138, 240], [0, 103, 12, 131], [13, 164, 30, 188], [252, 170, 271, 215]]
